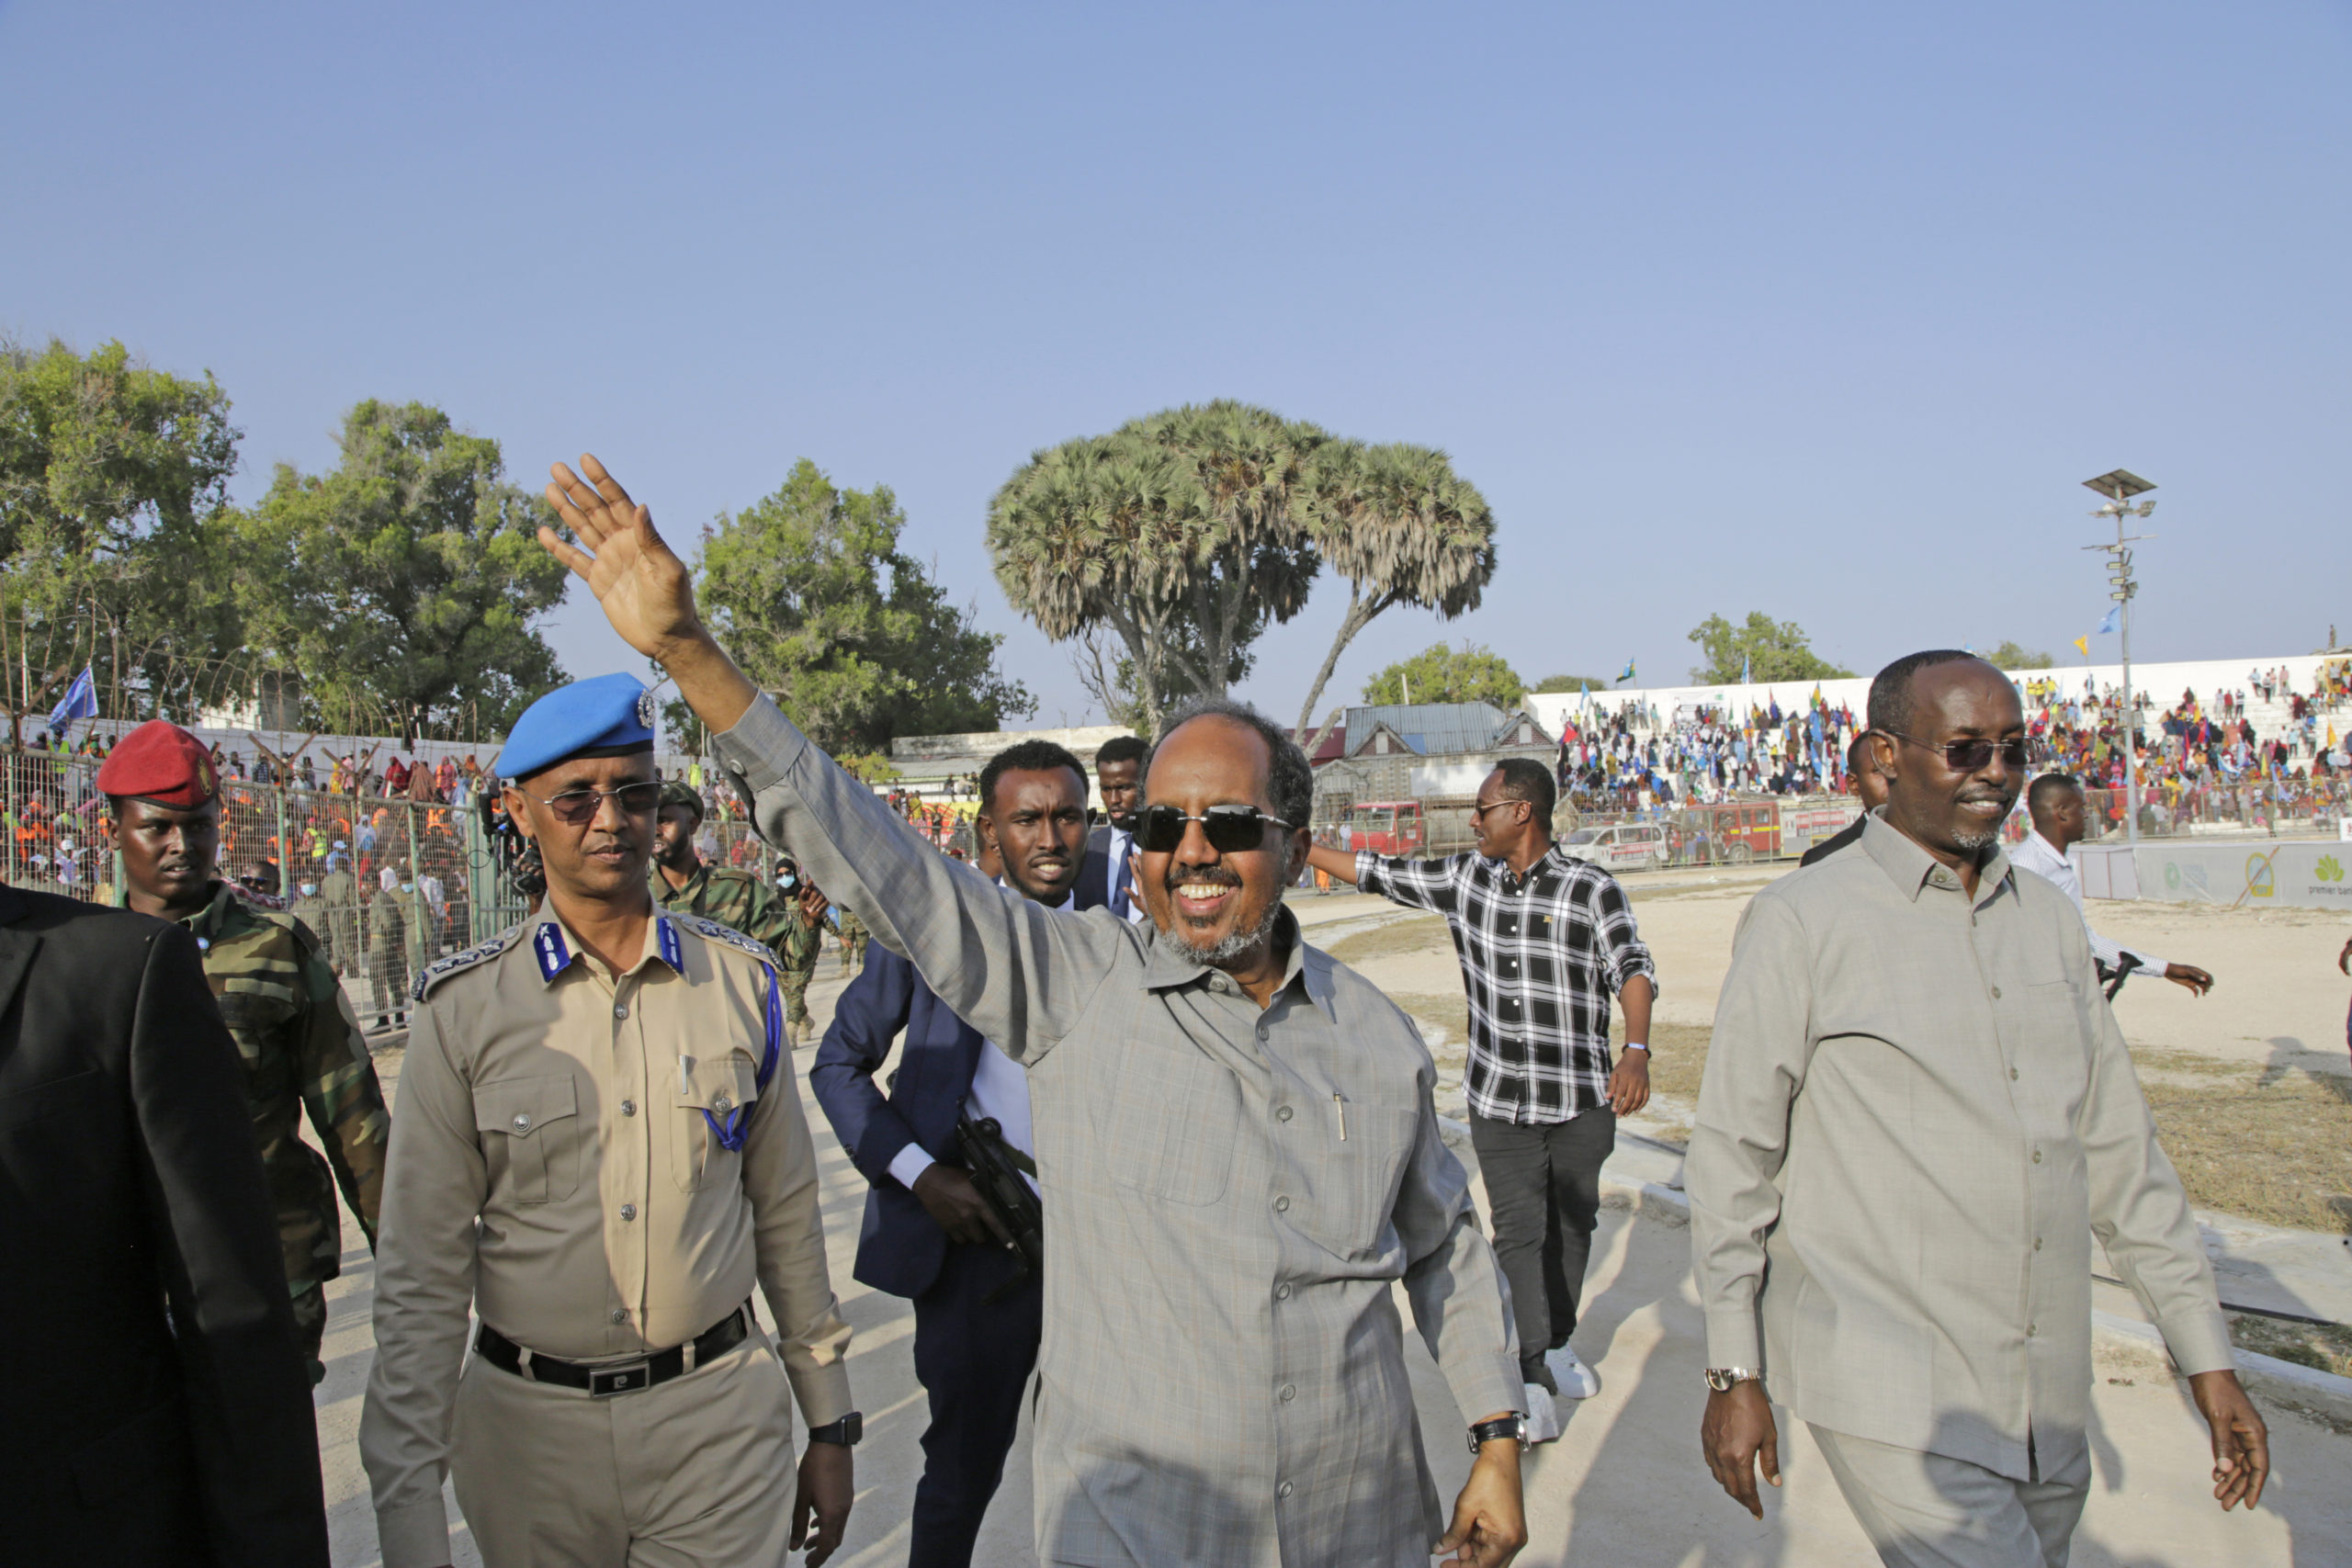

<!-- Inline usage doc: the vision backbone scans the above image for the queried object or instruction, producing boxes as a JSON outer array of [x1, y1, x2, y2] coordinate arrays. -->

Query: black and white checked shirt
[[1356, 843, 1657, 1124]]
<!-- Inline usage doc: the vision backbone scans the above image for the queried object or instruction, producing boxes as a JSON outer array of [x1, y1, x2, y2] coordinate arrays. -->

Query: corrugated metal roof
[[1343, 702, 1515, 757]]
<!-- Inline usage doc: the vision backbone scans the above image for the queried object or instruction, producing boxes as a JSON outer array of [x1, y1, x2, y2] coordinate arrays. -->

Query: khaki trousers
[[1810, 1425, 2091, 1568], [451, 1325, 798, 1568]]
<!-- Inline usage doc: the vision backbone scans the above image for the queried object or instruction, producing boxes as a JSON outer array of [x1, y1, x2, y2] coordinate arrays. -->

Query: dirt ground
[[1313, 864, 2352, 1238]]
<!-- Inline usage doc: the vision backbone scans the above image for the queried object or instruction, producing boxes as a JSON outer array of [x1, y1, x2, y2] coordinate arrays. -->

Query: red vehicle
[[1341, 800, 1426, 855]]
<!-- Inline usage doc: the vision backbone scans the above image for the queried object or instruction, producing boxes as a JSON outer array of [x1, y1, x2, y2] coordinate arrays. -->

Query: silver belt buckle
[[589, 1359, 653, 1398]]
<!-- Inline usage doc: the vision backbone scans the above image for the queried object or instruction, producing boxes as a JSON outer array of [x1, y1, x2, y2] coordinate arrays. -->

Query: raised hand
[[539, 453, 759, 733], [540, 455, 704, 664]]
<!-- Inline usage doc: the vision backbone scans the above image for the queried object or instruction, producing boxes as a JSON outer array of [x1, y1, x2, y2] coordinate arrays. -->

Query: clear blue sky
[[6, 1, 2346, 732]]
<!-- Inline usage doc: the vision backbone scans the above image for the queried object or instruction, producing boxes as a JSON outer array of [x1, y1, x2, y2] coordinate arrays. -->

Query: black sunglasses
[[1136, 803, 1294, 854], [1880, 731, 2029, 773], [517, 780, 664, 825]]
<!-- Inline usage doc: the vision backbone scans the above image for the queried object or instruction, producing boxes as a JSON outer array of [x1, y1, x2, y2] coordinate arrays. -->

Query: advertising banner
[[2113, 841, 2352, 911]]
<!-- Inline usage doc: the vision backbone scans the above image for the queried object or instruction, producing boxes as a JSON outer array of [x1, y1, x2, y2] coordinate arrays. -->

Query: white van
[[1559, 821, 1669, 874]]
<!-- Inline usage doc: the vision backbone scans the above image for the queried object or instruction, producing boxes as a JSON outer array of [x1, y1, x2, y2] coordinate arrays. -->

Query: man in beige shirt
[[1689, 651, 2267, 1567], [360, 672, 857, 1568]]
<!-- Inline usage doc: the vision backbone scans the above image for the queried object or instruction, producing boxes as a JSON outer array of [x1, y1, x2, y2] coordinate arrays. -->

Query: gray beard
[[1951, 826, 2002, 852], [1165, 891, 1284, 968]]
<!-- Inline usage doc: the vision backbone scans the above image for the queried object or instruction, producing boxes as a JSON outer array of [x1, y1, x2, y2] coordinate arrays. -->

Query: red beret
[[96, 721, 220, 808]]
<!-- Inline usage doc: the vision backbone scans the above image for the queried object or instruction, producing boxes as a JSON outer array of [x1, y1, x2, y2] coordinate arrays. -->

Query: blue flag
[[49, 664, 97, 738], [1741, 652, 1751, 684], [2097, 605, 2120, 636], [1618, 659, 1636, 684]]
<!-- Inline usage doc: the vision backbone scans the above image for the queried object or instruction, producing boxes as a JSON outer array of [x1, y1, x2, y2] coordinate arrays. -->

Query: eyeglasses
[[515, 781, 663, 825], [1879, 731, 2029, 773], [1136, 803, 1295, 854], [1469, 798, 1529, 822]]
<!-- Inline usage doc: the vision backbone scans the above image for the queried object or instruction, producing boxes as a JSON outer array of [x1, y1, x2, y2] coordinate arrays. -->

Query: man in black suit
[[810, 739, 1107, 1567], [1073, 732, 1147, 922], [0, 882, 330, 1567]]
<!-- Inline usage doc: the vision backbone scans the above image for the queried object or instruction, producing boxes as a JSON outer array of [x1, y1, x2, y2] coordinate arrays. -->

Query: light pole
[[2081, 469, 2157, 842]]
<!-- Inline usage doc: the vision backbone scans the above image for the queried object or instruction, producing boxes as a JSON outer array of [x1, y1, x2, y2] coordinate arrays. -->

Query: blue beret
[[495, 673, 658, 781]]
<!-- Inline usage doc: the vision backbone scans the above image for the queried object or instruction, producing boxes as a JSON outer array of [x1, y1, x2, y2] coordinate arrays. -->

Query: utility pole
[[2081, 470, 2157, 842]]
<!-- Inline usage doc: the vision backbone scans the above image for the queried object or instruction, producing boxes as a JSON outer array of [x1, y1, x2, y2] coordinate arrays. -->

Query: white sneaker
[[1521, 1382, 1563, 1444], [1547, 1346, 1600, 1400]]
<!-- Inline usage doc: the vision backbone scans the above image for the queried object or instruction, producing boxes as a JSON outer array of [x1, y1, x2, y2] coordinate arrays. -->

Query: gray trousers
[[1810, 1425, 2091, 1568], [1469, 1107, 1615, 1388]]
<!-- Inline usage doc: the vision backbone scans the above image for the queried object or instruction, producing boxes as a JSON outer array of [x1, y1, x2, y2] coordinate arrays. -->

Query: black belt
[[475, 1304, 750, 1398]]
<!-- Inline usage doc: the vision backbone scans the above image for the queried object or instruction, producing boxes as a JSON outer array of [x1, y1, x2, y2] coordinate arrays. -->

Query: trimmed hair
[[2027, 772, 2082, 820], [979, 739, 1089, 817], [1868, 649, 1982, 738], [1490, 756, 1556, 824], [1146, 697, 1316, 835], [1094, 734, 1148, 770]]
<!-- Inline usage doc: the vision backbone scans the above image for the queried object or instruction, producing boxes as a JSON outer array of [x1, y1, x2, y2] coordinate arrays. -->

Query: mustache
[[1164, 866, 1240, 891]]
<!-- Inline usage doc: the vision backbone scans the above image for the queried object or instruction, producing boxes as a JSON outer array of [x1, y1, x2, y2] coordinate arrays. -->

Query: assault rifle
[[953, 1109, 1044, 1296]]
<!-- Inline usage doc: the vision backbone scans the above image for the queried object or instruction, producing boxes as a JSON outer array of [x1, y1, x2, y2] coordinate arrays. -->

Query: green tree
[[0, 336, 245, 728], [235, 400, 568, 744], [695, 458, 1034, 752], [1982, 639, 2054, 671], [1532, 672, 1613, 694], [1686, 612, 1855, 684], [1363, 642, 1525, 709], [988, 401, 1495, 738]]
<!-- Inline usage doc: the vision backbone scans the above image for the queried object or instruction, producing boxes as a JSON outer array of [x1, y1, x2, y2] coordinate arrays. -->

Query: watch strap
[[808, 1412, 863, 1446], [1467, 1415, 1527, 1453]]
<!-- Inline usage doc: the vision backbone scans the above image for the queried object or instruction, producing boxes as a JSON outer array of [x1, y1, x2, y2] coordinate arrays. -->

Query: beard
[[1951, 787, 2017, 852], [1164, 891, 1284, 967]]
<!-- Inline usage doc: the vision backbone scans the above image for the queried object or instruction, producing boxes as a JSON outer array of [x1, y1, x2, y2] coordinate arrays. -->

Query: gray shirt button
[[1280, 1383, 1296, 1402], [1274, 1283, 1292, 1301], [1275, 1105, 1293, 1122], [2031, 1149, 2042, 1164], [1277, 1481, 1294, 1498], [614, 1003, 628, 1019], [621, 1099, 638, 1116], [609, 1307, 628, 1324], [1990, 987, 2001, 999], [512, 1113, 531, 1132], [713, 1094, 733, 1112], [1273, 1195, 1291, 1213], [620, 1203, 638, 1222]]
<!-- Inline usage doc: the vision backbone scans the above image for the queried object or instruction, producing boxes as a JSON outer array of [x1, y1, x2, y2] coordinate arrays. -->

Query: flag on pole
[[1618, 659, 1636, 685], [1741, 652, 1750, 684], [49, 664, 97, 739], [2074, 636, 2089, 659], [2097, 606, 2120, 636]]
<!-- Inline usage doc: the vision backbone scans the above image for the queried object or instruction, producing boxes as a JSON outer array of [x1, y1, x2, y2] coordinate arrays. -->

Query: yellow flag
[[2073, 637, 2089, 658]]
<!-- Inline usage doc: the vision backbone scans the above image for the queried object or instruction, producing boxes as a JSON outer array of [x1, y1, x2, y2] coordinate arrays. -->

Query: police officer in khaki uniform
[[361, 673, 858, 1568], [103, 719, 390, 1384]]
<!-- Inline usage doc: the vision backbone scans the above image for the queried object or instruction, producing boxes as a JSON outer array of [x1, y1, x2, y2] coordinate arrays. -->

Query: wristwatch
[[1467, 1414, 1529, 1453], [1704, 1368, 1761, 1393], [808, 1412, 864, 1447]]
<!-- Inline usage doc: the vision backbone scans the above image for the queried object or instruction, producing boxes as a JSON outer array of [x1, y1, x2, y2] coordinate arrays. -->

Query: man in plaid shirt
[[1309, 757, 1656, 1439]]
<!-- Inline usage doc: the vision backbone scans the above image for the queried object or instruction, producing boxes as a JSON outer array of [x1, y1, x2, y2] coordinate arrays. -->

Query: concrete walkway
[[314, 950, 2352, 1566]]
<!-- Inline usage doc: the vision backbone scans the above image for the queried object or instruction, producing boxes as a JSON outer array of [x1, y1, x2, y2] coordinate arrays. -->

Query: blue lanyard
[[701, 963, 782, 1154]]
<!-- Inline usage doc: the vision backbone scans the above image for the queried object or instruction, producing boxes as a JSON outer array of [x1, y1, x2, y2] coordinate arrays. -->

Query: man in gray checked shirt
[[537, 453, 1532, 1568], [1690, 649, 2268, 1567]]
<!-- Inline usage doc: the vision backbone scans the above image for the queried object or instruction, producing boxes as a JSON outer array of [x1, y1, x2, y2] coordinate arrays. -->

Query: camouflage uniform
[[177, 880, 390, 1378], [836, 906, 868, 974], [650, 857, 826, 1025]]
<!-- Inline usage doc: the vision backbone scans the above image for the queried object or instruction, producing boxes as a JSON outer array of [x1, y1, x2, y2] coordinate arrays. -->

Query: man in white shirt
[[1079, 733, 1149, 922], [808, 739, 1106, 1568], [2010, 773, 2213, 995]]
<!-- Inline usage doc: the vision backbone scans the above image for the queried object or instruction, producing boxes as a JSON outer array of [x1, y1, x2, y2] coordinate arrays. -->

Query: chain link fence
[[0, 749, 819, 1012]]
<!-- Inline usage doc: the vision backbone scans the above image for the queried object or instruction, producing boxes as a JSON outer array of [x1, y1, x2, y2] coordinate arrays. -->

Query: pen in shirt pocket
[[1332, 1093, 1347, 1142]]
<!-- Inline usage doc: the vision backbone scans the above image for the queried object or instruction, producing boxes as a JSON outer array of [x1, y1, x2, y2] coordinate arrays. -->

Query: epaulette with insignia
[[679, 913, 781, 967], [413, 925, 522, 1001]]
